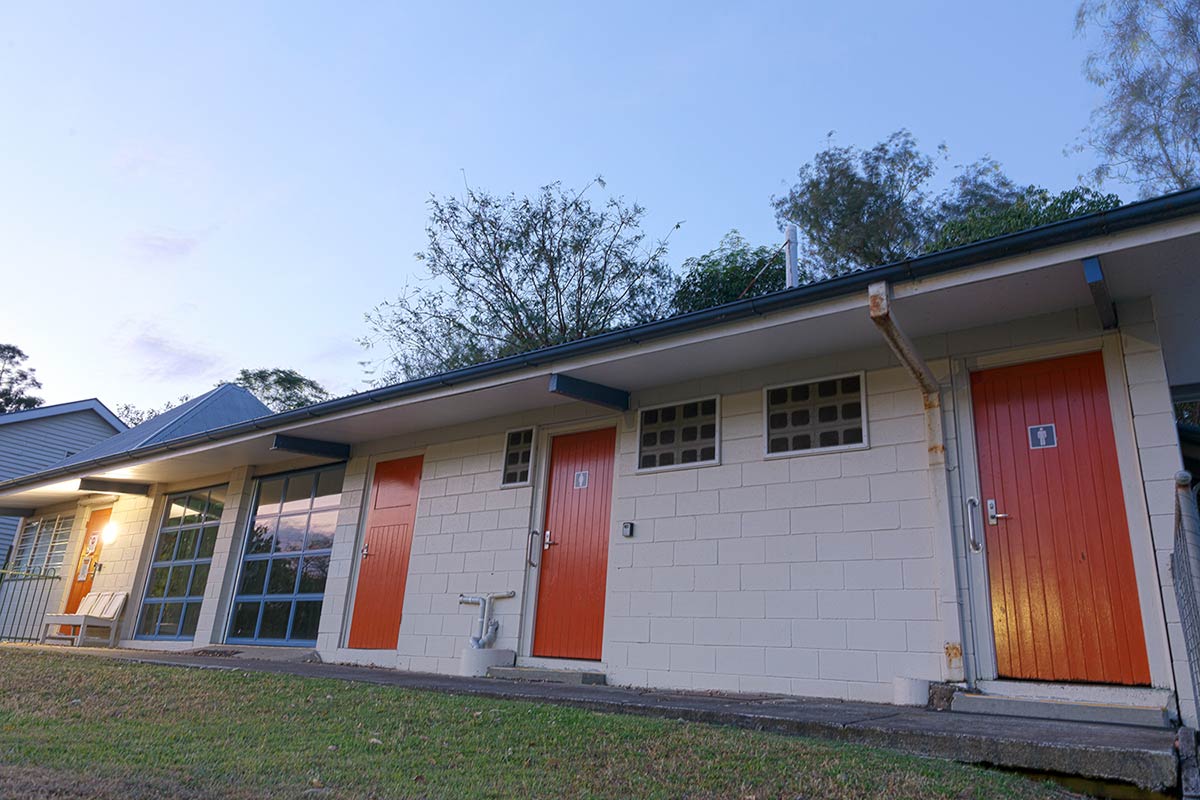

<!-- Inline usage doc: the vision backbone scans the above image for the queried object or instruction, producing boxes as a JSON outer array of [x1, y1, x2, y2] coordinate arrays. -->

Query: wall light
[[101, 521, 119, 546]]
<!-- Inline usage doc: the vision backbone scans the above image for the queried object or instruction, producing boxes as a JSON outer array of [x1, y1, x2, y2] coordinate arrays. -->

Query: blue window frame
[[227, 464, 344, 646], [136, 485, 226, 640]]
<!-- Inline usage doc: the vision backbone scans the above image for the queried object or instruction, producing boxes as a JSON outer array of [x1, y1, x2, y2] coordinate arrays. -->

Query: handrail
[[1171, 470, 1200, 727]]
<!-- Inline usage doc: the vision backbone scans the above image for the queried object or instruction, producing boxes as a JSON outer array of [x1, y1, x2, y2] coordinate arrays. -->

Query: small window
[[638, 397, 719, 471], [502, 428, 535, 486], [765, 373, 866, 456]]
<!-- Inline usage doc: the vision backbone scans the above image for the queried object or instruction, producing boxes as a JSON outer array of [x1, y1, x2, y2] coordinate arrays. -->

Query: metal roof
[[0, 398, 126, 432]]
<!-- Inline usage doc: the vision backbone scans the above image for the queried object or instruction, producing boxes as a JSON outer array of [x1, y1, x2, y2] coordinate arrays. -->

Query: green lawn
[[0, 649, 1073, 799]]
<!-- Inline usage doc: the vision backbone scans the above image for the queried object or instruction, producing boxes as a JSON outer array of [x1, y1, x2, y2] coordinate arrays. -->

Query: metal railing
[[1172, 470, 1200, 725], [0, 568, 61, 643]]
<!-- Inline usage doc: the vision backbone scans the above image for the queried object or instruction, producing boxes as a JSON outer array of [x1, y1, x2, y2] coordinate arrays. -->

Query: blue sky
[[1, 1, 1107, 409]]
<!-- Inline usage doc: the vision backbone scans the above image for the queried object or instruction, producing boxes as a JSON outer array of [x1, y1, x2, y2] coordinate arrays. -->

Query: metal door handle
[[527, 530, 540, 567], [543, 529, 557, 550], [966, 497, 982, 553], [986, 498, 1010, 525], [360, 543, 370, 559]]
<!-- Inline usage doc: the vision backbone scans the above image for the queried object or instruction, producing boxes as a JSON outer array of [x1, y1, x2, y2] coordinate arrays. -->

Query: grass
[[0, 648, 1075, 800]]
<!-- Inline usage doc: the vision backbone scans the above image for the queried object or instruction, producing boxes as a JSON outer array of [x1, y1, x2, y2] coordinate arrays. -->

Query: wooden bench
[[40, 591, 127, 647]]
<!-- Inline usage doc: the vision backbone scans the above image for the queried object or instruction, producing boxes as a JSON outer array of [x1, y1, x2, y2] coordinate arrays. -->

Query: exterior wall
[[1117, 298, 1193, 723], [603, 363, 939, 700]]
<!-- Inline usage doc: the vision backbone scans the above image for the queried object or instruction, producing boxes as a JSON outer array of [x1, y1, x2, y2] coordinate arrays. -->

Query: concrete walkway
[[5, 644, 1182, 792]]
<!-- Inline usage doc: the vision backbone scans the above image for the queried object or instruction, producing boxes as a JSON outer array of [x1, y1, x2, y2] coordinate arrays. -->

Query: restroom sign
[[574, 470, 589, 489], [1028, 424, 1057, 450]]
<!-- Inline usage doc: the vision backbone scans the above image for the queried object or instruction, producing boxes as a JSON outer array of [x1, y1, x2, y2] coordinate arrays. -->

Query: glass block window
[[501, 428, 534, 485], [227, 464, 344, 645], [136, 486, 226, 640], [766, 374, 865, 455], [638, 397, 718, 470], [9, 514, 74, 573]]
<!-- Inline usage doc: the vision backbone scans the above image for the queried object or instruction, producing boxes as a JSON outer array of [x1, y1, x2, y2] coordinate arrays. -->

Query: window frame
[[225, 462, 346, 647], [761, 371, 869, 459], [135, 483, 227, 641], [500, 426, 537, 488], [634, 395, 722, 474], [8, 513, 75, 575]]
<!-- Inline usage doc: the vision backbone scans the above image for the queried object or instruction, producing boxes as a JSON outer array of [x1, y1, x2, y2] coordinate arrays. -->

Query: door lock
[[360, 543, 370, 559], [985, 498, 1011, 526], [543, 530, 557, 550]]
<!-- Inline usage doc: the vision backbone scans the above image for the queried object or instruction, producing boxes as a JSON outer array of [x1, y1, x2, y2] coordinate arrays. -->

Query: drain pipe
[[868, 281, 972, 689], [459, 591, 516, 649]]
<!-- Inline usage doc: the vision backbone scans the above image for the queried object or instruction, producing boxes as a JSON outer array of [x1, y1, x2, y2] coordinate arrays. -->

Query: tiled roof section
[[55, 384, 270, 467]]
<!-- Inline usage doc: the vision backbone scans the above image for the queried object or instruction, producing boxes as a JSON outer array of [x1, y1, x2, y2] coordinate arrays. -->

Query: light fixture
[[101, 521, 119, 546]]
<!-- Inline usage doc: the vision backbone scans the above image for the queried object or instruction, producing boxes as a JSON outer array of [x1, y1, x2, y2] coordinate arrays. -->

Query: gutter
[[4, 186, 1200, 497]]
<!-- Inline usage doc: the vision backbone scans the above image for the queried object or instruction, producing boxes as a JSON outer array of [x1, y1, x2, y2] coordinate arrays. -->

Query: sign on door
[[1028, 424, 1057, 450]]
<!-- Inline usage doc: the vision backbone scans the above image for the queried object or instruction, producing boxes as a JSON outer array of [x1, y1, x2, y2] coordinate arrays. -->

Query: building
[[2, 189, 1200, 726], [0, 399, 125, 566]]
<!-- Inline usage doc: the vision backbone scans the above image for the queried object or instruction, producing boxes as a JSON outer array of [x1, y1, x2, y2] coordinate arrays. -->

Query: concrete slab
[[2, 644, 1181, 792], [487, 665, 606, 685], [952, 691, 1173, 729]]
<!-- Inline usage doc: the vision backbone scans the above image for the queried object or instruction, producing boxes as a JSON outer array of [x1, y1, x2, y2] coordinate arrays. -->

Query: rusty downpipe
[[868, 281, 971, 687]]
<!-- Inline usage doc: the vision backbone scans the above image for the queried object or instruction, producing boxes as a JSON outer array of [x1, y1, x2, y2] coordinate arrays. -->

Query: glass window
[[9, 514, 74, 574], [766, 374, 867, 455], [135, 485, 226, 640], [227, 464, 344, 645], [501, 428, 534, 486], [638, 398, 719, 470]]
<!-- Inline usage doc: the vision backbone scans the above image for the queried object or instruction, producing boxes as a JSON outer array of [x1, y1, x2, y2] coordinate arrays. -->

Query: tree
[[671, 231, 789, 314], [113, 367, 329, 426], [0, 344, 44, 414], [113, 396, 189, 427], [1076, 0, 1200, 196], [362, 178, 677, 382], [928, 186, 1123, 252], [231, 368, 330, 412], [772, 130, 1123, 281], [771, 130, 942, 277]]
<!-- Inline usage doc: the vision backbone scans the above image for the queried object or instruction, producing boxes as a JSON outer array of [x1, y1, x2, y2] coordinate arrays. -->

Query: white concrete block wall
[[604, 366, 943, 702], [1118, 298, 1193, 723], [322, 434, 537, 671]]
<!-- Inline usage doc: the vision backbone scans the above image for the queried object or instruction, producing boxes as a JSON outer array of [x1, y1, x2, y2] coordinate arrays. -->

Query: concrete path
[[5, 644, 1182, 792]]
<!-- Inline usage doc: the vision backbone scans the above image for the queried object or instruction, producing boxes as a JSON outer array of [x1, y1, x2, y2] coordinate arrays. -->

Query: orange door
[[65, 507, 111, 613], [347, 456, 423, 649], [972, 352, 1150, 685], [533, 428, 615, 660]]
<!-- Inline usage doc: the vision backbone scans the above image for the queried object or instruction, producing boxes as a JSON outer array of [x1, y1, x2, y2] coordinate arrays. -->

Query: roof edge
[[0, 398, 126, 432]]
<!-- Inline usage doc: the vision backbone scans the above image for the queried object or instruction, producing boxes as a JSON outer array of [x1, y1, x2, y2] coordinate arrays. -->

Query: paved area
[[4, 643, 1182, 792]]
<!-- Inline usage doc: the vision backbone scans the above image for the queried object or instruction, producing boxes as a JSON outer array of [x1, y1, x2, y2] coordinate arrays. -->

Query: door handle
[[527, 530, 540, 567], [986, 498, 1010, 526], [543, 529, 557, 550], [966, 497, 982, 553], [360, 543, 370, 559]]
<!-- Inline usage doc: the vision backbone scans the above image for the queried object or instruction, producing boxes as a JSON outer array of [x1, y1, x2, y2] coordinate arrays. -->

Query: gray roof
[[56, 384, 270, 469], [0, 398, 125, 432]]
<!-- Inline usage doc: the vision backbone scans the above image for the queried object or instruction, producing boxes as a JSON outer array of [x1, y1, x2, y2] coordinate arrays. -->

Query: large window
[[9, 514, 74, 574], [638, 398, 719, 471], [765, 373, 866, 456], [228, 465, 344, 646], [136, 486, 226, 640]]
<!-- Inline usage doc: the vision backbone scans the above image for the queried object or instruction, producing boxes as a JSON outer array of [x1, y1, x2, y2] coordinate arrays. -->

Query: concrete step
[[951, 691, 1172, 728], [487, 665, 606, 685]]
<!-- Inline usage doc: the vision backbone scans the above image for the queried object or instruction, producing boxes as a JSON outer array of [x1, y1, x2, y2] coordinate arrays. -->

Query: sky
[[0, 1, 1109, 410]]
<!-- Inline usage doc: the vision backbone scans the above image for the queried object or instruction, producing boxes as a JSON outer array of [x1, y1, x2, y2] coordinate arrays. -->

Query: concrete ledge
[[951, 692, 1173, 729], [488, 665, 606, 685], [6, 644, 1180, 792]]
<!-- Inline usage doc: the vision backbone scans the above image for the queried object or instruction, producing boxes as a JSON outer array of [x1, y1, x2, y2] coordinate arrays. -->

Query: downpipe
[[869, 281, 972, 688], [459, 591, 516, 649]]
